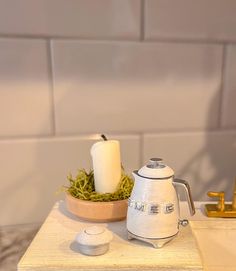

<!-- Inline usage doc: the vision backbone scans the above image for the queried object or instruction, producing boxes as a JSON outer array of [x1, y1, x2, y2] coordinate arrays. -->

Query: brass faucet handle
[[207, 191, 225, 212]]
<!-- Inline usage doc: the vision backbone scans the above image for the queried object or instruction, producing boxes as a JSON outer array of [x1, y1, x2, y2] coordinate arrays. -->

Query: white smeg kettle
[[127, 158, 195, 248]]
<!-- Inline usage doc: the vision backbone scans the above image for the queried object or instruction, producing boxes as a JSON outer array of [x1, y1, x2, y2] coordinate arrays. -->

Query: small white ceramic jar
[[76, 226, 113, 256]]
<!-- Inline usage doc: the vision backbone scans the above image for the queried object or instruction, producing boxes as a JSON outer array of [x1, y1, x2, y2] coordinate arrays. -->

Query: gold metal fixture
[[205, 179, 236, 218]]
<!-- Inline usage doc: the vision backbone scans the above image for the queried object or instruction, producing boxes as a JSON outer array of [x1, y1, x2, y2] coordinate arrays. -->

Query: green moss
[[65, 169, 134, 202]]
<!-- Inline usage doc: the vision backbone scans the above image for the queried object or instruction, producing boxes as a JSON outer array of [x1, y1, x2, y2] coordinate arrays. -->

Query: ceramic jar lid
[[76, 226, 113, 256]]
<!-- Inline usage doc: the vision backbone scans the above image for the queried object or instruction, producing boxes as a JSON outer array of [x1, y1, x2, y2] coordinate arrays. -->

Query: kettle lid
[[138, 158, 174, 179]]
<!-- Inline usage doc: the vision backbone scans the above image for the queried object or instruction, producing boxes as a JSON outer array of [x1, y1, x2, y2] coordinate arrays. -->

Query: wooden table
[[18, 201, 236, 271]]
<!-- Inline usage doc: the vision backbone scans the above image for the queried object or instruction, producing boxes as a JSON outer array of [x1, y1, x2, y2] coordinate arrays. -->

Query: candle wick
[[101, 134, 108, 141]]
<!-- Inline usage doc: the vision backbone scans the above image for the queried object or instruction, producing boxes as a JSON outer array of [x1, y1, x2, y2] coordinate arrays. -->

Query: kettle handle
[[173, 178, 195, 216]]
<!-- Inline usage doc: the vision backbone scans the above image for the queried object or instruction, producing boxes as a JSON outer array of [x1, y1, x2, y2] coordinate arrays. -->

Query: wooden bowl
[[65, 193, 128, 222]]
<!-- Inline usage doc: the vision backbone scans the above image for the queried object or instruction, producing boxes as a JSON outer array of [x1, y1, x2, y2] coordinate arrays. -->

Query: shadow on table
[[58, 200, 135, 245], [58, 200, 82, 222]]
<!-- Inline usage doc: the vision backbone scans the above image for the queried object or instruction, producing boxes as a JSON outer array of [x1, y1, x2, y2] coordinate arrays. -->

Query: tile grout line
[[139, 133, 144, 167], [1, 128, 236, 142], [0, 33, 140, 42], [141, 37, 229, 45], [217, 44, 227, 128], [47, 39, 56, 136], [1, 33, 236, 46], [140, 0, 145, 41]]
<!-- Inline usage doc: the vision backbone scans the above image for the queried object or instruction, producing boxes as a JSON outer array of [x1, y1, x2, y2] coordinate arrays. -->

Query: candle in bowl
[[90, 137, 121, 193]]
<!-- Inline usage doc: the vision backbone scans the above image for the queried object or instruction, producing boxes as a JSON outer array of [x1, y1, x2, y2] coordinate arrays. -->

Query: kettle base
[[127, 231, 178, 249]]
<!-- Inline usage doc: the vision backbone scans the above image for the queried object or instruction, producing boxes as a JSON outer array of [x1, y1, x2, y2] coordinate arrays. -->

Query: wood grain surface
[[18, 201, 203, 271]]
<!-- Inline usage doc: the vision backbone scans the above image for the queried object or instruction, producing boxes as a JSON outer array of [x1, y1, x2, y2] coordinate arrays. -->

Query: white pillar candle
[[90, 140, 121, 193]]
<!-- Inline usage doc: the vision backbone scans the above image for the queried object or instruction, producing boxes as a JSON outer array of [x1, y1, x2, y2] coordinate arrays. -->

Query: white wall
[[0, 0, 236, 226]]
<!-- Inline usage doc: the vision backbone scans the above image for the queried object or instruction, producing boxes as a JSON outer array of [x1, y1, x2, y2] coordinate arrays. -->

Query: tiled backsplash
[[0, 0, 235, 225]]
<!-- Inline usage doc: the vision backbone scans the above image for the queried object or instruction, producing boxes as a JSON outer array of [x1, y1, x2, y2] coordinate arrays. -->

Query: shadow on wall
[[178, 92, 236, 201]]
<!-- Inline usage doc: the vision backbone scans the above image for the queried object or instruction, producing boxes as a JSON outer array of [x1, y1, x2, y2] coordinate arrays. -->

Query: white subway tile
[[0, 135, 140, 225], [0, 0, 140, 39], [0, 38, 52, 137], [221, 45, 236, 128], [145, 0, 236, 41], [52, 41, 222, 134], [143, 131, 236, 201]]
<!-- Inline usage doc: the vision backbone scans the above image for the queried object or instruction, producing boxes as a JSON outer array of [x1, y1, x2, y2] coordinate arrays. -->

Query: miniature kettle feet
[[127, 231, 178, 249]]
